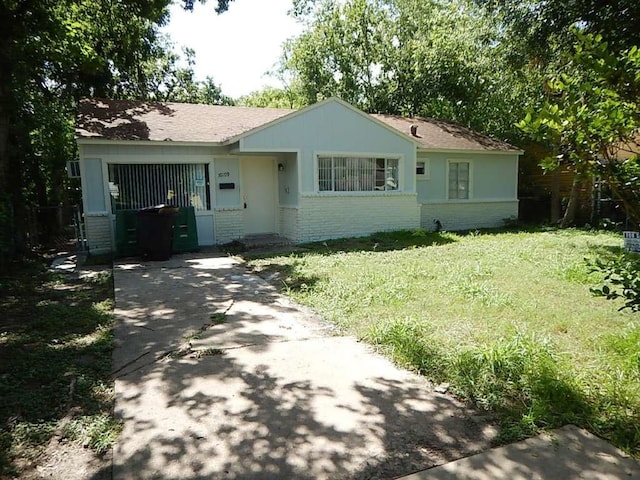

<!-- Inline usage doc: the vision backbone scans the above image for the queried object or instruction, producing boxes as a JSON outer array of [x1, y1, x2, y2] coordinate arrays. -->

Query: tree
[[184, 0, 234, 13], [591, 255, 640, 314], [0, 0, 234, 265], [128, 42, 233, 104], [471, 0, 640, 226], [237, 86, 304, 109], [285, 0, 392, 111], [474, 0, 640, 66], [518, 31, 640, 227], [283, 0, 540, 142]]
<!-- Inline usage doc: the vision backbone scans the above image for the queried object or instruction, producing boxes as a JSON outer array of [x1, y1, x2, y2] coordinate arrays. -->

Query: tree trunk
[[0, 40, 12, 264], [560, 174, 582, 228], [8, 141, 28, 254], [550, 168, 561, 223]]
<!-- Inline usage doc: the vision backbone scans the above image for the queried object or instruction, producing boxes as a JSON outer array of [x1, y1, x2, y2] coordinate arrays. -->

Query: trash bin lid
[[137, 204, 179, 215]]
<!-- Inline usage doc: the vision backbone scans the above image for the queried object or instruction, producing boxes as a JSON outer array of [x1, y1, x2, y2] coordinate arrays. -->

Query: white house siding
[[240, 101, 417, 195], [421, 201, 518, 231], [416, 153, 518, 202], [213, 156, 241, 208], [82, 157, 107, 212], [85, 213, 112, 253], [277, 153, 298, 206], [81, 144, 222, 165], [416, 151, 519, 231], [293, 194, 420, 243]]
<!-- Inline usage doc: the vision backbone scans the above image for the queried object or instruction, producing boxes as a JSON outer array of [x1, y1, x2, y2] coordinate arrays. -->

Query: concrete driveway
[[111, 253, 496, 479]]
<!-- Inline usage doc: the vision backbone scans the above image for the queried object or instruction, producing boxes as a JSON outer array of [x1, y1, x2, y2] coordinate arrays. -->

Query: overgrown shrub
[[590, 254, 640, 313]]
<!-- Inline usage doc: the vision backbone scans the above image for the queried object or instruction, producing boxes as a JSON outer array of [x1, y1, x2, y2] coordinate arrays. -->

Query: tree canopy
[[475, 0, 640, 65], [519, 31, 640, 227], [282, 0, 544, 141]]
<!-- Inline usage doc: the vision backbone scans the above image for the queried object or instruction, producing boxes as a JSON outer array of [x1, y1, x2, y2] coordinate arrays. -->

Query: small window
[[67, 160, 81, 178], [448, 161, 470, 199], [416, 161, 426, 176]]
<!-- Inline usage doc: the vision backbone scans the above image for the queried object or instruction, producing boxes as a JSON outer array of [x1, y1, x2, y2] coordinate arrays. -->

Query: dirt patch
[[16, 443, 111, 480]]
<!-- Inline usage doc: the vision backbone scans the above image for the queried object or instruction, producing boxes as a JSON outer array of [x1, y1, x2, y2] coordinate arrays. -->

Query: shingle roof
[[76, 98, 294, 143], [76, 98, 519, 152], [371, 114, 519, 152]]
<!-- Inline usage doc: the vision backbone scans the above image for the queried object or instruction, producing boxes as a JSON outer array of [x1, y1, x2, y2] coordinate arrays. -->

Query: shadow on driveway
[[111, 253, 496, 479]]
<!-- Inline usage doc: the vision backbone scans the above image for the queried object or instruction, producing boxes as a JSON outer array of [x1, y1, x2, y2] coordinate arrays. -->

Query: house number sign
[[218, 171, 230, 177]]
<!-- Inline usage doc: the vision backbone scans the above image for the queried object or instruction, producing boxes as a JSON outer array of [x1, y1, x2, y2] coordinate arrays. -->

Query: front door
[[241, 157, 276, 235]]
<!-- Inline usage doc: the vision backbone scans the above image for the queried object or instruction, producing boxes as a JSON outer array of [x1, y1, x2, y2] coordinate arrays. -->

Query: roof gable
[[236, 97, 417, 148], [240, 98, 416, 154]]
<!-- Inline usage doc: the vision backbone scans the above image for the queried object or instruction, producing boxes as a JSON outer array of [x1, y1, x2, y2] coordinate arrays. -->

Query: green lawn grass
[[247, 228, 640, 453], [0, 258, 117, 477]]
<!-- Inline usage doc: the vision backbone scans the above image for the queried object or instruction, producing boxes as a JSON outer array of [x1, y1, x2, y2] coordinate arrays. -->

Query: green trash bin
[[136, 205, 179, 261], [172, 206, 199, 253], [115, 210, 139, 257]]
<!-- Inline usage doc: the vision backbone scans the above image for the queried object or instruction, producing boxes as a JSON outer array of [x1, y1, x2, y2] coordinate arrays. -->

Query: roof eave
[[417, 146, 524, 155], [75, 137, 226, 147]]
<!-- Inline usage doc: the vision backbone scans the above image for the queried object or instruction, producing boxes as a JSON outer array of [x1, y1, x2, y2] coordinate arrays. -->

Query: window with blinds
[[318, 156, 399, 192], [107, 163, 210, 211]]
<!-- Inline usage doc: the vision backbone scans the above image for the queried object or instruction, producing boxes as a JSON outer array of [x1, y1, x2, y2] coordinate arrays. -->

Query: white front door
[[241, 157, 277, 235]]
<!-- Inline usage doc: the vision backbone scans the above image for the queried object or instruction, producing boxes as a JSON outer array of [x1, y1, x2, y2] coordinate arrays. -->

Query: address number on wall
[[218, 171, 230, 177]]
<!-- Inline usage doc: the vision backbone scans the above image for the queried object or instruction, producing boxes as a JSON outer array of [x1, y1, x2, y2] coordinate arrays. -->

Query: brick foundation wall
[[279, 206, 299, 242], [295, 193, 420, 243], [85, 214, 112, 253], [420, 201, 518, 231], [214, 208, 243, 244]]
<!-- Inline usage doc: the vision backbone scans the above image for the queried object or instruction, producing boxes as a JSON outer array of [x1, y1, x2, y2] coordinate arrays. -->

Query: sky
[[160, 0, 303, 99]]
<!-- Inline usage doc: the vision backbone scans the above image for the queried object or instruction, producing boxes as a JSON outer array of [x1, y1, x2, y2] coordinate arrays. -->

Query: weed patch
[[64, 413, 122, 453], [248, 228, 640, 454], [365, 317, 446, 379]]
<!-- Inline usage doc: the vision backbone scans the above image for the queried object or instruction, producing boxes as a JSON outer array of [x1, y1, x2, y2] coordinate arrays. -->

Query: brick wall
[[214, 208, 243, 244], [279, 206, 299, 241], [85, 214, 112, 253], [420, 201, 518, 231], [295, 193, 420, 243]]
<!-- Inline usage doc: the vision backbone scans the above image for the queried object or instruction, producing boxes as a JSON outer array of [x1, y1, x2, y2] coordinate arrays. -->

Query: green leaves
[[590, 255, 640, 313], [518, 31, 640, 225], [134, 43, 233, 105], [283, 0, 536, 141]]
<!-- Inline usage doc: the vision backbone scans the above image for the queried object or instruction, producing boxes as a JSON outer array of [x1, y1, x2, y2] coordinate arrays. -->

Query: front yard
[[247, 228, 640, 454], [0, 258, 117, 479]]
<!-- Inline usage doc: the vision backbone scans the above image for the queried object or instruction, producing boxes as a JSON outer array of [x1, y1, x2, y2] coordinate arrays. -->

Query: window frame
[[315, 153, 402, 194], [416, 157, 430, 179], [446, 159, 473, 200]]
